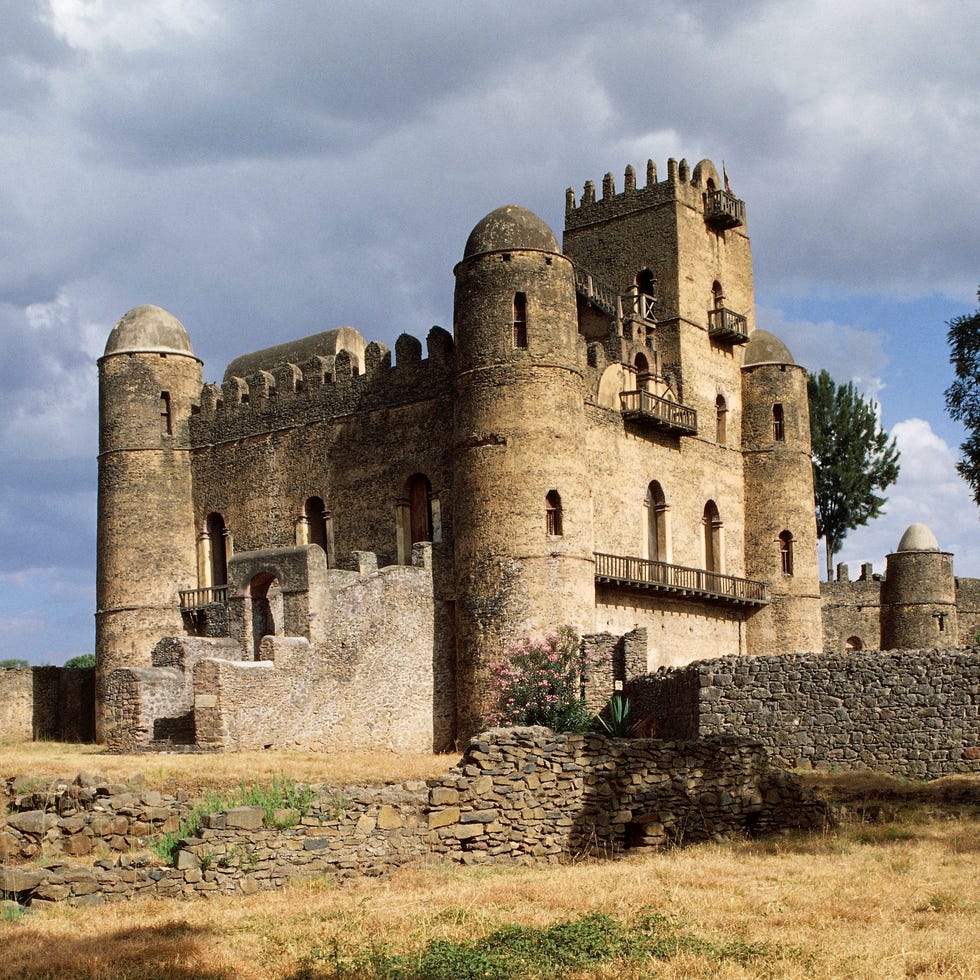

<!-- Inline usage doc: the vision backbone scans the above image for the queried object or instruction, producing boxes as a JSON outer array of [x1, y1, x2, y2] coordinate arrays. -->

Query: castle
[[96, 155, 963, 754]]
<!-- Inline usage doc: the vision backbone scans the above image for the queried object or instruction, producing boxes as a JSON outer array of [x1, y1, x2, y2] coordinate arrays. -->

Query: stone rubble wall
[[0, 730, 828, 909], [628, 648, 980, 778]]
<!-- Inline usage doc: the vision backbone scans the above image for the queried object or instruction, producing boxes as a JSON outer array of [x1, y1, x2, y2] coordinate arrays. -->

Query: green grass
[[290, 908, 797, 980], [150, 775, 316, 863]]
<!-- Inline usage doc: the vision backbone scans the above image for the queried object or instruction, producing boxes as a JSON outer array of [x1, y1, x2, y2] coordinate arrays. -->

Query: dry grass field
[[3, 743, 980, 979]]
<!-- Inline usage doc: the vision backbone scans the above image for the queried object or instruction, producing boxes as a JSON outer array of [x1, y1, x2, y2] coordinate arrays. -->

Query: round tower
[[452, 205, 593, 738], [96, 305, 202, 739], [881, 524, 957, 649], [741, 329, 822, 654]]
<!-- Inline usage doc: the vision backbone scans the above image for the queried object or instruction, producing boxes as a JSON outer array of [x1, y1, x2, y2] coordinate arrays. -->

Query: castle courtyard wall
[[0, 668, 94, 743]]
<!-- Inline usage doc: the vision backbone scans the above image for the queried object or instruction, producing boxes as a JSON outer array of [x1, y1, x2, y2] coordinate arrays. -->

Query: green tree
[[0, 658, 29, 668], [808, 369, 900, 580], [944, 291, 980, 503], [63, 653, 96, 669]]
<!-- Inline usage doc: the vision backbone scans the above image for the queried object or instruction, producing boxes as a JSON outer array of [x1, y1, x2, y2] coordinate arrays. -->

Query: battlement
[[564, 158, 743, 231], [189, 325, 454, 444]]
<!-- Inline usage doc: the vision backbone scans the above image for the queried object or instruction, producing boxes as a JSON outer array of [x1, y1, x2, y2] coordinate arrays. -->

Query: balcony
[[707, 307, 749, 345], [179, 585, 228, 611], [704, 189, 745, 230], [594, 552, 769, 607], [620, 389, 697, 436]]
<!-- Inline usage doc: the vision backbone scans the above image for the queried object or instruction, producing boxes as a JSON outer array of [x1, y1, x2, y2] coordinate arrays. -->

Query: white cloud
[[834, 418, 980, 578]]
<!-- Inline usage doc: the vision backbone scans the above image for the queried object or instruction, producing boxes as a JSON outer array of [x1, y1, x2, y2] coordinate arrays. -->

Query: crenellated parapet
[[565, 158, 744, 232], [190, 325, 455, 444]]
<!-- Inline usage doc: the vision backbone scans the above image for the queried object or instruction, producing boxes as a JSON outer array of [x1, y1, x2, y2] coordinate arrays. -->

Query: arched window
[[703, 500, 723, 574], [711, 280, 724, 309], [634, 352, 651, 391], [635, 269, 655, 296], [715, 394, 727, 444], [645, 481, 669, 563], [205, 512, 228, 588], [160, 392, 172, 436], [546, 490, 563, 536], [845, 635, 863, 651], [248, 571, 283, 659], [772, 403, 785, 442], [779, 530, 794, 576], [513, 292, 528, 349]]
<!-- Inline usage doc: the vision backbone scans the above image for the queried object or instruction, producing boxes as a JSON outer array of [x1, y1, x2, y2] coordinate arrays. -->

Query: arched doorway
[[248, 571, 283, 658], [206, 512, 228, 587], [703, 500, 723, 574]]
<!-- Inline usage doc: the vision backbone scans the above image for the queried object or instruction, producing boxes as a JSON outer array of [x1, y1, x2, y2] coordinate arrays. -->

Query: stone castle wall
[[626, 648, 980, 778], [0, 668, 94, 743]]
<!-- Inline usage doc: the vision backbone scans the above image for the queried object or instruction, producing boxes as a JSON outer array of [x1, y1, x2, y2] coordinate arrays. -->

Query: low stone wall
[[627, 648, 980, 778], [1, 730, 828, 908], [0, 667, 94, 743]]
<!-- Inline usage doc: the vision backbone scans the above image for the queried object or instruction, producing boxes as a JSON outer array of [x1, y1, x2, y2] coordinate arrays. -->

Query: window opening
[[645, 481, 668, 563], [513, 292, 528, 348], [703, 500, 722, 573], [716, 394, 727, 444], [206, 512, 228, 587], [160, 392, 172, 436], [779, 530, 794, 576], [305, 496, 331, 564], [546, 490, 563, 536], [711, 280, 724, 308], [845, 635, 863, 651], [772, 403, 785, 442], [407, 474, 433, 545]]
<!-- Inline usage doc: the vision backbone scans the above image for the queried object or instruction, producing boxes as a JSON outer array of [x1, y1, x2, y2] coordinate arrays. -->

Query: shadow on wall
[[32, 667, 95, 741]]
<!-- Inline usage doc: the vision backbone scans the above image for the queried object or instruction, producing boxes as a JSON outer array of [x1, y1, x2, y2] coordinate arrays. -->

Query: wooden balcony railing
[[595, 552, 769, 607], [179, 585, 228, 610], [707, 306, 749, 344], [620, 389, 697, 436], [704, 189, 745, 230]]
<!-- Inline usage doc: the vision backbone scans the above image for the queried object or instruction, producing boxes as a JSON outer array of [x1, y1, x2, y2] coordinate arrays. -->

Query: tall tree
[[808, 369, 900, 580], [944, 291, 980, 503]]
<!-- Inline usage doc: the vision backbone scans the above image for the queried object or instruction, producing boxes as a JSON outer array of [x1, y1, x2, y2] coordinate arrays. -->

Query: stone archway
[[248, 571, 284, 658]]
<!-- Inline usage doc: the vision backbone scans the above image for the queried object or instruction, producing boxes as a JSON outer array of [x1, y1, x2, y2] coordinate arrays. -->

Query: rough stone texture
[[628, 648, 980, 778], [821, 554, 979, 652], [1, 731, 828, 907], [0, 667, 94, 742]]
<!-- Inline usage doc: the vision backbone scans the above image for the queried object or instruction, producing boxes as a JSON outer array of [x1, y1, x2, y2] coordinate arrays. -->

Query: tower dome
[[463, 205, 559, 259], [104, 305, 194, 357], [895, 523, 940, 553], [743, 329, 795, 366]]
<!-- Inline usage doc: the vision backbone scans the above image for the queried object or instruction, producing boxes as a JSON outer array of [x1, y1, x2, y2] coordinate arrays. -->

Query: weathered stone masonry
[[0, 730, 827, 908], [626, 648, 980, 778]]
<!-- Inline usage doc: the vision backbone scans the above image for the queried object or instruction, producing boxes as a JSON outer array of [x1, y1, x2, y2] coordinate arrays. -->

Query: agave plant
[[597, 694, 631, 737]]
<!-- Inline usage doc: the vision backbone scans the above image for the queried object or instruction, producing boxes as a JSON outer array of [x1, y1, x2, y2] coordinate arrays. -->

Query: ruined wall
[[0, 668, 94, 743], [1, 731, 828, 908], [194, 552, 436, 752], [630, 648, 980, 778], [821, 570, 881, 652]]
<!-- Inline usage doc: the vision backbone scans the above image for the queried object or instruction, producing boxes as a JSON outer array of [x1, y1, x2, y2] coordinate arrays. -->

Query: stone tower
[[741, 330, 823, 652], [881, 523, 957, 649], [452, 205, 593, 738], [95, 305, 201, 739], [562, 158, 754, 420]]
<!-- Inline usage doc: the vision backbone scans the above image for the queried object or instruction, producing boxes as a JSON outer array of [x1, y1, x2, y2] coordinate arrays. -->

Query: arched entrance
[[248, 571, 283, 658]]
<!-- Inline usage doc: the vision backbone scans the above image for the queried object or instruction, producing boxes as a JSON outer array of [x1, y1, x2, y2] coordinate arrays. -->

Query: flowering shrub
[[488, 626, 592, 732]]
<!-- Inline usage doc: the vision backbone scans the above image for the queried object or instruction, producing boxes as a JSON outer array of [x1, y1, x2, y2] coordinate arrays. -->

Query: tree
[[63, 653, 96, 669], [808, 369, 900, 580], [944, 291, 980, 503], [0, 658, 29, 669]]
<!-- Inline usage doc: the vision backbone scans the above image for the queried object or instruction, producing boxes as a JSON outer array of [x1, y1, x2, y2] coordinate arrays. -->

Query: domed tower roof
[[895, 523, 940, 553], [743, 328, 795, 367], [463, 205, 559, 259], [104, 305, 194, 357]]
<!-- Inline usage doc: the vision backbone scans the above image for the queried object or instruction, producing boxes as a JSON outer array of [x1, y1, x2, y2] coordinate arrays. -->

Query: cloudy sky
[[2, 0, 977, 664]]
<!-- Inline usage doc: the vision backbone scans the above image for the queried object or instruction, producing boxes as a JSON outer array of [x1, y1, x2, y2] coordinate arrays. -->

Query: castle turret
[[881, 524, 957, 649], [96, 305, 202, 739], [452, 205, 593, 738], [741, 329, 822, 653]]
